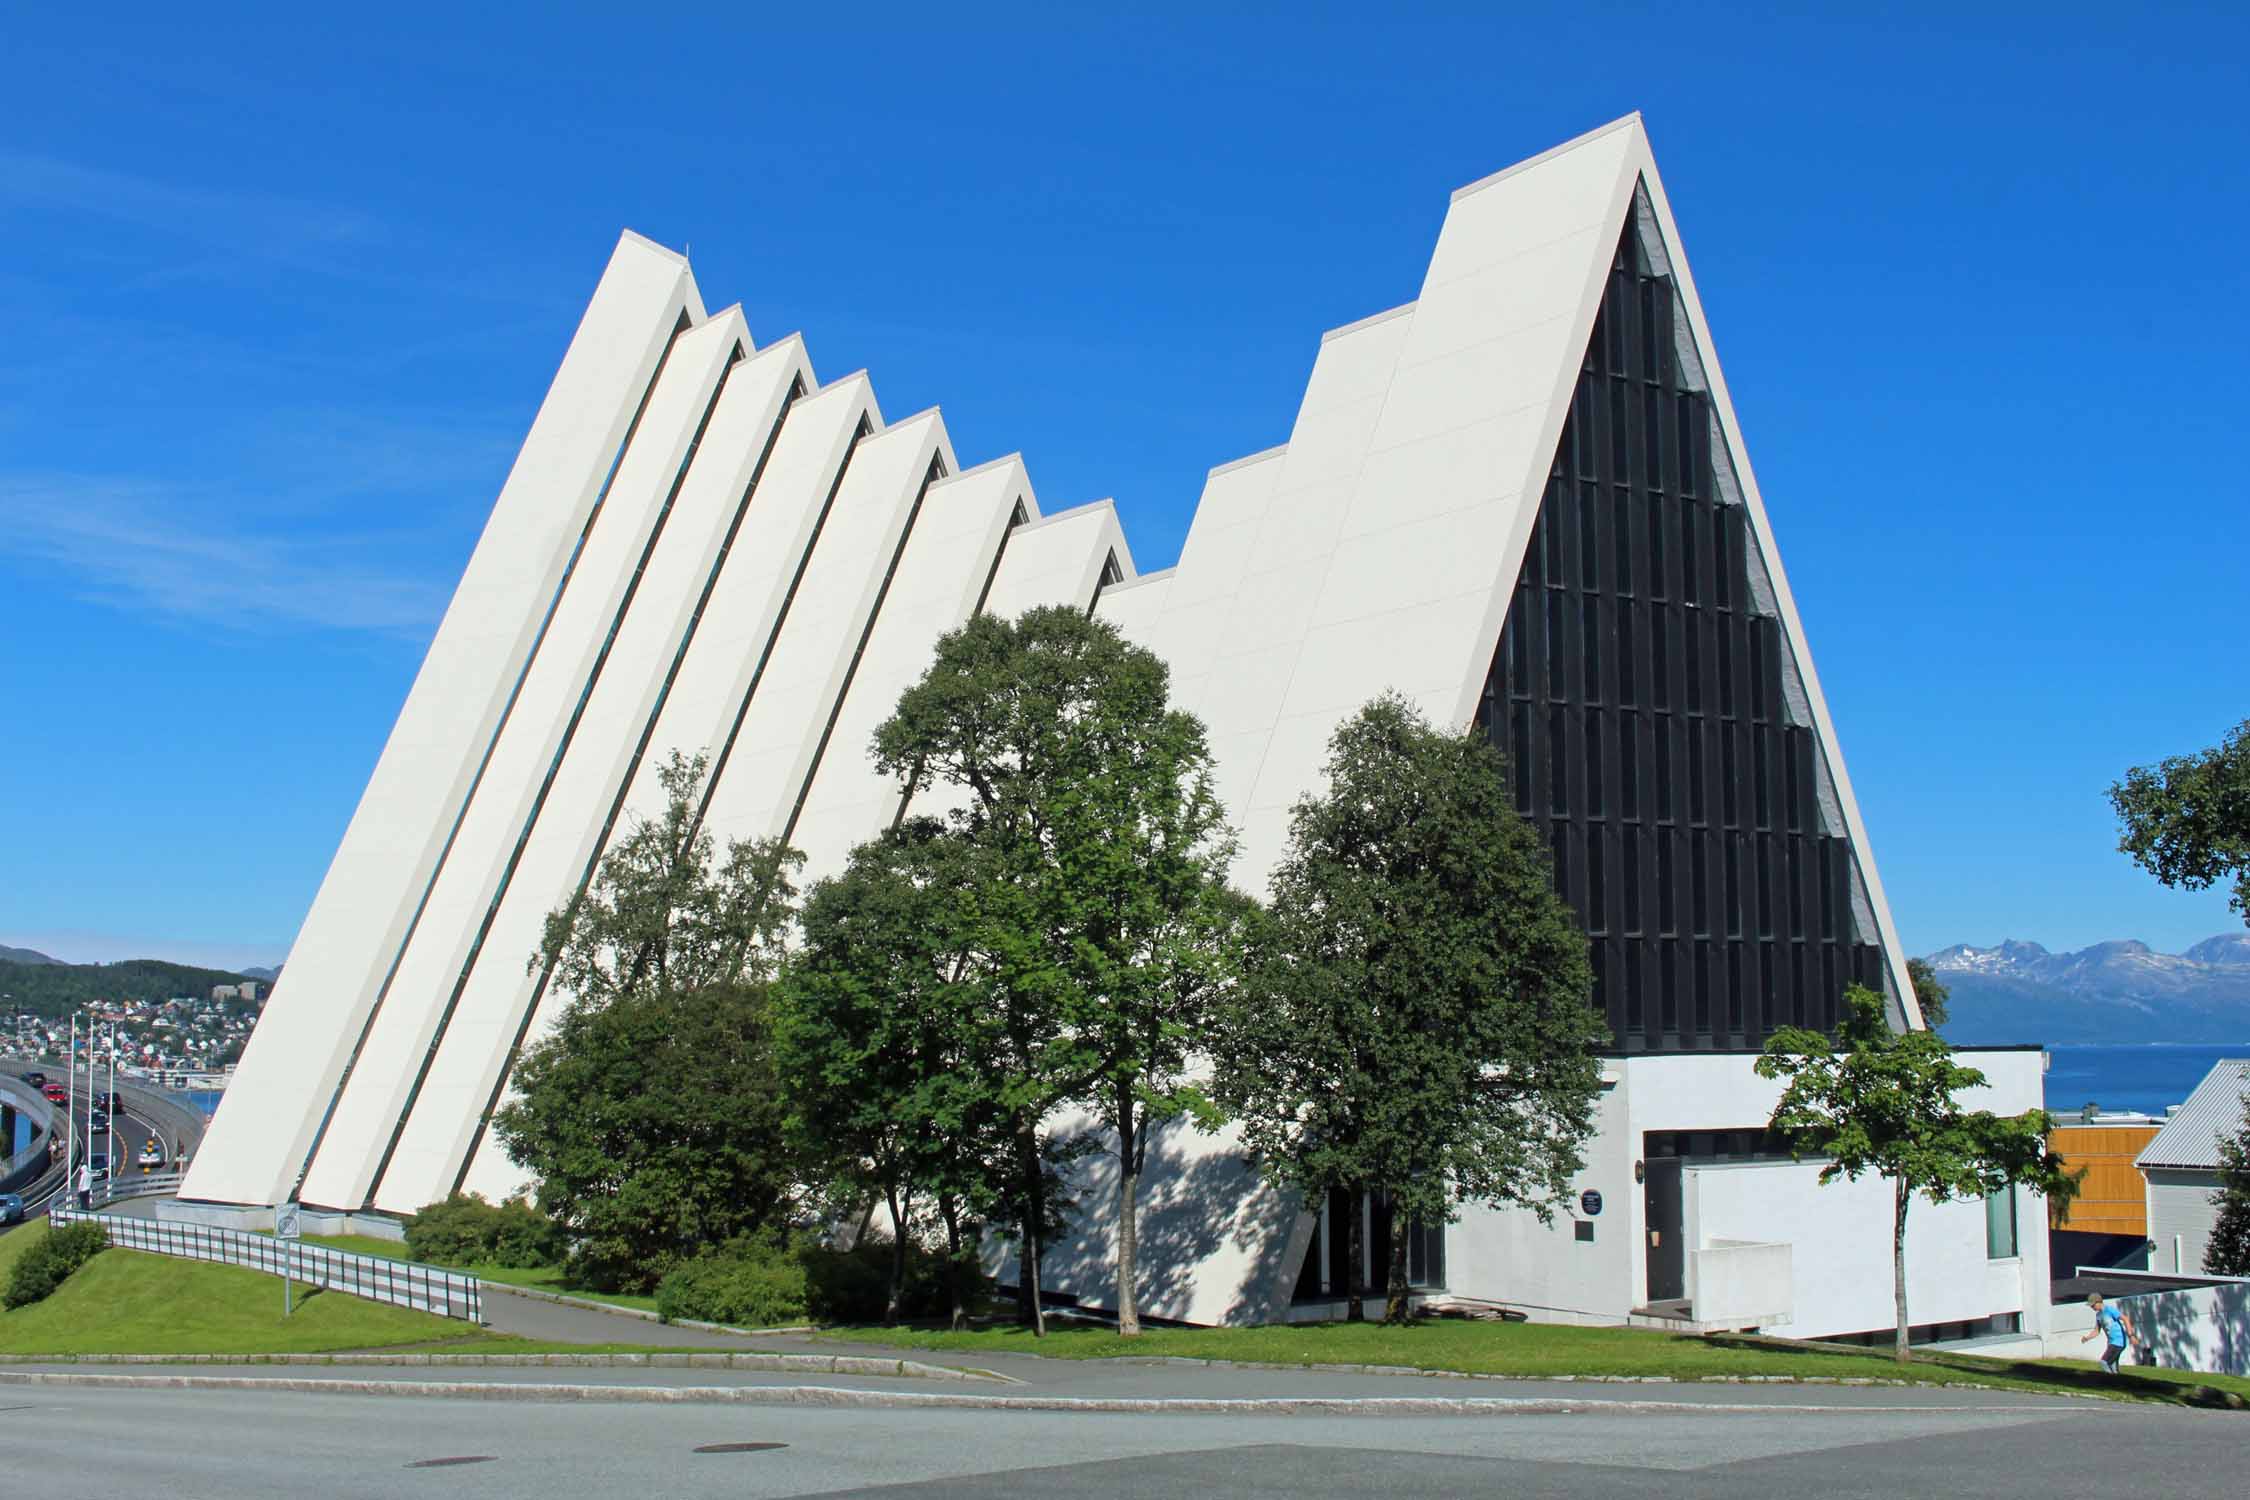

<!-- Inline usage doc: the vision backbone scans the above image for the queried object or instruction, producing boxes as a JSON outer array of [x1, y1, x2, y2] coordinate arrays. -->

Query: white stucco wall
[[1434, 1049, 2051, 1339], [2147, 1169, 2223, 1275]]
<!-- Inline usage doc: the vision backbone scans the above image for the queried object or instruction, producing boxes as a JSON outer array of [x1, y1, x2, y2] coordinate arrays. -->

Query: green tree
[[775, 820, 1010, 1326], [1907, 957, 1950, 1030], [1213, 694, 1608, 1324], [2205, 1091, 2250, 1277], [2109, 719, 2250, 927], [1756, 987, 2078, 1361], [872, 604, 1245, 1336], [493, 752, 801, 1292]]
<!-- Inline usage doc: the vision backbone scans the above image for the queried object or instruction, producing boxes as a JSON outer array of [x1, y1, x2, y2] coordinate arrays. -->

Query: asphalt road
[[7, 1382, 2240, 1499]]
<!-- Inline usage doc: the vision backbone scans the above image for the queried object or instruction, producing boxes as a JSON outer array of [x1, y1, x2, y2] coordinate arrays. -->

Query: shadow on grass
[[1704, 1332, 2250, 1411]]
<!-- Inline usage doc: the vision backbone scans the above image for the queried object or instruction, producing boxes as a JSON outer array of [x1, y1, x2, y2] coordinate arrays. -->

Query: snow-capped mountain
[[1925, 935, 2250, 1044]]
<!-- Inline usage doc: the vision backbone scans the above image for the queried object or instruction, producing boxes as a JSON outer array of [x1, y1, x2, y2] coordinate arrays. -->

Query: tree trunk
[[1117, 1081, 1141, 1338], [1384, 1201, 1412, 1324], [1345, 1190, 1366, 1322], [939, 1194, 967, 1332], [1017, 1126, 1046, 1337], [1892, 1177, 1911, 1364], [883, 1181, 907, 1325]]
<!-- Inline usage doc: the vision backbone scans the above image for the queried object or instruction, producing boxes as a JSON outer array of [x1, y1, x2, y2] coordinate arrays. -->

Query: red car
[[42, 1083, 68, 1104]]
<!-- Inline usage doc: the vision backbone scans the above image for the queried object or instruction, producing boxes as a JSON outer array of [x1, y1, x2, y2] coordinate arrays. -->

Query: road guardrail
[[47, 1209, 482, 1322]]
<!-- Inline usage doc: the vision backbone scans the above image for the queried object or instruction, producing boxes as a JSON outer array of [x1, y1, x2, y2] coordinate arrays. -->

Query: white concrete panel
[[1090, 569, 1173, 655], [900, 500, 1128, 829], [1398, 226, 1608, 368], [976, 501, 1131, 621], [298, 312, 744, 1211], [1141, 312, 1426, 903], [1423, 116, 1640, 290], [697, 410, 959, 856], [614, 375, 878, 830], [453, 373, 878, 1205], [1343, 408, 1548, 541], [185, 232, 702, 1208], [785, 453, 1027, 887], [371, 331, 808, 1214]]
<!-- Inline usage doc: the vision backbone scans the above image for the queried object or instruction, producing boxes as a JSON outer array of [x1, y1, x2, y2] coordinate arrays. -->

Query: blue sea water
[[181, 1089, 223, 1118], [2042, 1043, 2250, 1117]]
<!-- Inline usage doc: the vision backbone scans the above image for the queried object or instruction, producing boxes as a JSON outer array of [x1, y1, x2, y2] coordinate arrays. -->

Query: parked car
[[0, 1193, 23, 1225], [138, 1138, 164, 1168]]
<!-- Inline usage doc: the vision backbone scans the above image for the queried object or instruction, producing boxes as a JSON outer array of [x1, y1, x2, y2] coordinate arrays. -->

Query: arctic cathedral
[[182, 118, 2055, 1344]]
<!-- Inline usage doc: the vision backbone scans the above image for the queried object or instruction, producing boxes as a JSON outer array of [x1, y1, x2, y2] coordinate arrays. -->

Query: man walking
[[2082, 1293, 2139, 1373], [74, 1159, 92, 1211]]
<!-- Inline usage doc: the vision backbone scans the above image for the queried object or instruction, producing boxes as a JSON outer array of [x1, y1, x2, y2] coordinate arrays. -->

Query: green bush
[[653, 1233, 989, 1328], [799, 1237, 984, 1324], [4, 1220, 111, 1309], [656, 1238, 809, 1328], [404, 1194, 561, 1269]]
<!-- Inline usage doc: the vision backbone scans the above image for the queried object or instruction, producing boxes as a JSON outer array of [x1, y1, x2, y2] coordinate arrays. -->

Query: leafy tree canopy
[[1214, 693, 1608, 1322], [1757, 986, 2077, 1359], [1907, 956, 1950, 1030], [868, 604, 1247, 1334], [494, 751, 801, 1293], [2109, 719, 2250, 928], [2206, 1090, 2250, 1277], [775, 819, 1012, 1325]]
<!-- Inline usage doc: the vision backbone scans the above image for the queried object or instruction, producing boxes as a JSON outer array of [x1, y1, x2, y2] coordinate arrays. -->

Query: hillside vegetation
[[0, 957, 255, 1022]]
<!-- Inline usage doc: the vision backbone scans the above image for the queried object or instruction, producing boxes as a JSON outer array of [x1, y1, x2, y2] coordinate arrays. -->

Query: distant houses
[[2137, 1059, 2250, 1275]]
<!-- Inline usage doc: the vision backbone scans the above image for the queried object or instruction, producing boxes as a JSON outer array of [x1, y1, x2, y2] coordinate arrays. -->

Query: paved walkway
[[477, 1288, 784, 1347]]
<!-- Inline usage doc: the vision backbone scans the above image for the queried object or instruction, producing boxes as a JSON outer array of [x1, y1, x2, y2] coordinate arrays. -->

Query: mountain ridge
[[1926, 933, 2250, 1044]]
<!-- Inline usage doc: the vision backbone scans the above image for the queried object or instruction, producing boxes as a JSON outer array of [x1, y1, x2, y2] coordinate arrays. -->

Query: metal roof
[[2135, 1059, 2250, 1171]]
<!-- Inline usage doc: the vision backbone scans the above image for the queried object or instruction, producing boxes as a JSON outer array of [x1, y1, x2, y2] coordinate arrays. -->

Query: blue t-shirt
[[2097, 1305, 2128, 1347]]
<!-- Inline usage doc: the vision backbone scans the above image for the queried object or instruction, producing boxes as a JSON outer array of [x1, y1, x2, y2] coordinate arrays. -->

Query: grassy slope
[[820, 1320, 2250, 1408], [286, 1232, 662, 1315], [0, 1222, 501, 1356]]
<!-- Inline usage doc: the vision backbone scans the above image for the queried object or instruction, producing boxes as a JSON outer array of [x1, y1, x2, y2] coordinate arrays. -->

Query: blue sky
[[1, 4, 2244, 971]]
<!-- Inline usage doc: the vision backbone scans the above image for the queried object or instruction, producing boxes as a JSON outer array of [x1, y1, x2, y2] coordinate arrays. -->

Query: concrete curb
[[0, 1352, 1012, 1384], [0, 1369, 2096, 1415]]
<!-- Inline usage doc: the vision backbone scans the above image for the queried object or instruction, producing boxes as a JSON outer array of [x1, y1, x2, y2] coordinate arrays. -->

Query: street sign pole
[[64, 1013, 75, 1188], [276, 1201, 302, 1317]]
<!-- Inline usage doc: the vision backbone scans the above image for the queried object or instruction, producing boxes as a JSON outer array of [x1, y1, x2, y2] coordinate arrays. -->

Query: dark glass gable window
[[1472, 206, 1888, 1054]]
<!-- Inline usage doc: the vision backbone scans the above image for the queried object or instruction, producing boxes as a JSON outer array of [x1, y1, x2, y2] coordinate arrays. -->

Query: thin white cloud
[[0, 147, 382, 267], [0, 473, 454, 637]]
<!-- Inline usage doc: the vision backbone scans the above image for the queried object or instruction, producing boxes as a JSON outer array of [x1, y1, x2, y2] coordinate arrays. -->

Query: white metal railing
[[47, 1209, 482, 1322]]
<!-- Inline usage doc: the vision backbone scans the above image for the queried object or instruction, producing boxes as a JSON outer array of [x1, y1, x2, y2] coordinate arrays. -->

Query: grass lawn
[[0, 1221, 507, 1357], [819, 1318, 2250, 1409], [270, 1232, 664, 1316]]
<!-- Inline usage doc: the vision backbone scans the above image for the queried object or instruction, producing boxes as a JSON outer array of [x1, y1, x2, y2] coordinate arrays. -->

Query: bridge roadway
[[0, 1058, 207, 1216]]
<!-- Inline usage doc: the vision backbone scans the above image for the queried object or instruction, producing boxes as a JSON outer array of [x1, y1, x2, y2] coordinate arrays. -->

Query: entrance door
[[1643, 1157, 1684, 1303]]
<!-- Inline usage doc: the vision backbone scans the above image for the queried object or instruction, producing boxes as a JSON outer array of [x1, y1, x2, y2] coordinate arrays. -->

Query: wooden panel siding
[[2047, 1124, 2159, 1234]]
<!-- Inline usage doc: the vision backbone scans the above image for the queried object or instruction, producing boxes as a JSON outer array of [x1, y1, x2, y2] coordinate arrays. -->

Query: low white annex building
[[180, 116, 2057, 1344]]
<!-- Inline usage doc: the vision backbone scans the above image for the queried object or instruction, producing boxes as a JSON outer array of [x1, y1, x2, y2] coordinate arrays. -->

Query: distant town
[[2, 967, 264, 1077]]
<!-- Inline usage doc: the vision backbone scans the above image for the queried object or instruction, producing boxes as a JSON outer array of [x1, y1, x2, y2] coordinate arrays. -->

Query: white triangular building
[[183, 117, 2057, 1345]]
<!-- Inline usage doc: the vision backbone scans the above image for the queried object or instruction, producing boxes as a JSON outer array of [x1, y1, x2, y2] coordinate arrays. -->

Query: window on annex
[[1985, 1187, 2018, 1260]]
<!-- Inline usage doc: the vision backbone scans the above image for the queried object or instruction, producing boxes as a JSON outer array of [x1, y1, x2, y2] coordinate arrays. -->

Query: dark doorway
[[1643, 1156, 1684, 1303]]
